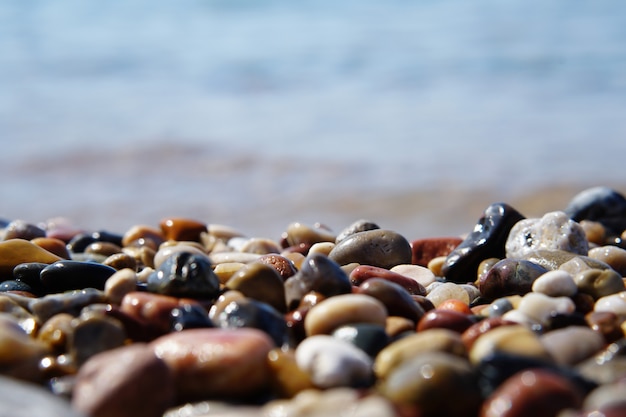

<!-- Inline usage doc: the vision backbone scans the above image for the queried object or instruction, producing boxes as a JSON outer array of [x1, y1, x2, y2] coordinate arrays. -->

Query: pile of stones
[[1, 186, 626, 417]]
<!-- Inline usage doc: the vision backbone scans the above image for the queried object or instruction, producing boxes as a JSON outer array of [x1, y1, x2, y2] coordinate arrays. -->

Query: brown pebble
[[417, 309, 475, 334], [72, 343, 175, 417], [102, 252, 137, 271], [119, 292, 190, 334], [461, 317, 516, 350], [84, 241, 122, 257], [121, 225, 165, 248], [256, 254, 298, 281], [159, 217, 208, 243], [350, 265, 426, 295], [266, 348, 314, 398], [586, 311, 624, 344], [385, 316, 416, 337], [410, 237, 462, 267], [31, 237, 71, 259], [0, 239, 62, 279]]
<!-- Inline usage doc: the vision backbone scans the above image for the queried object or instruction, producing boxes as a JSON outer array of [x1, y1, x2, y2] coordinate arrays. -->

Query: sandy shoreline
[[4, 143, 625, 240]]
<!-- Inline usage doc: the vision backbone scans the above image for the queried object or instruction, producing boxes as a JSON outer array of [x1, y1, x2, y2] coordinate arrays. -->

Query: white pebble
[[595, 291, 626, 318], [516, 292, 575, 325], [426, 282, 470, 307], [390, 264, 436, 287], [531, 270, 578, 297], [295, 335, 373, 389]]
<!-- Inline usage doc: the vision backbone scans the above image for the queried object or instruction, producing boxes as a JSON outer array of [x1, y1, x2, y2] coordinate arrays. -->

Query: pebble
[[328, 229, 412, 269], [335, 219, 380, 244], [477, 258, 549, 301], [594, 291, 626, 319], [104, 268, 138, 305], [410, 237, 463, 267], [0, 315, 49, 382], [255, 254, 298, 281], [331, 323, 390, 357], [31, 237, 71, 259], [72, 343, 175, 417], [159, 217, 208, 242], [515, 292, 576, 326], [147, 252, 220, 299], [284, 222, 336, 247], [284, 253, 352, 310], [540, 326, 605, 366], [70, 312, 126, 366], [378, 351, 482, 417], [304, 293, 387, 336], [40, 260, 117, 293], [564, 186, 626, 235], [426, 282, 470, 307], [469, 324, 551, 364], [522, 249, 612, 272], [441, 202, 525, 283], [417, 308, 476, 333], [295, 335, 373, 388], [531, 270, 578, 297], [505, 210, 589, 259], [357, 278, 425, 322], [150, 328, 275, 402], [575, 268, 625, 300], [390, 263, 437, 288], [170, 303, 214, 332], [225, 262, 286, 313], [119, 291, 188, 334], [350, 264, 427, 295], [480, 369, 584, 417], [153, 244, 207, 269], [588, 245, 626, 276], [0, 239, 62, 279], [2, 220, 46, 241]]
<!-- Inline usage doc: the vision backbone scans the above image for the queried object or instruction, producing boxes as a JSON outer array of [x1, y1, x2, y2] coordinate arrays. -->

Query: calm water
[[1, 1, 626, 237]]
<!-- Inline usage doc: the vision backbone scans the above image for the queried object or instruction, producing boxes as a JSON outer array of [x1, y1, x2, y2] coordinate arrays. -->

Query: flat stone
[[41, 260, 117, 292], [304, 293, 387, 336], [328, 229, 412, 270]]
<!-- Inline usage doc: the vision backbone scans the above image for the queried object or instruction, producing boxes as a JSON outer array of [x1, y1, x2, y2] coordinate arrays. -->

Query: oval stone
[[284, 253, 352, 311], [441, 203, 525, 283], [331, 323, 390, 358], [416, 309, 475, 333], [469, 325, 551, 364], [531, 270, 578, 297], [255, 254, 298, 281], [147, 252, 220, 299], [574, 269, 625, 300], [358, 278, 425, 322], [477, 258, 548, 301], [588, 245, 626, 276], [350, 265, 426, 295], [304, 294, 387, 336], [335, 219, 380, 244], [540, 326, 605, 366], [328, 229, 412, 270], [225, 262, 286, 313], [150, 328, 275, 402], [564, 186, 626, 235], [40, 260, 117, 292], [159, 217, 207, 242]]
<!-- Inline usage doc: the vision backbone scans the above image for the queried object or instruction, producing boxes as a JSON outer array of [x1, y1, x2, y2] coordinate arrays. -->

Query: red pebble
[[410, 237, 463, 267], [350, 265, 426, 295]]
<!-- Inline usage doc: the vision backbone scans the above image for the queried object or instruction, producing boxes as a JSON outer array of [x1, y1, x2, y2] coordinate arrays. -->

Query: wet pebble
[[588, 245, 626, 276], [72, 343, 175, 417], [540, 326, 605, 366], [442, 202, 525, 283], [477, 258, 549, 301], [574, 268, 625, 300], [410, 237, 463, 267], [531, 270, 578, 297], [150, 328, 275, 402], [335, 219, 380, 244], [225, 262, 286, 312], [426, 282, 470, 307], [255, 254, 298, 281], [350, 264, 426, 295], [295, 335, 373, 388], [0, 315, 49, 382], [159, 217, 207, 242], [417, 308, 476, 333], [147, 252, 220, 299], [284, 222, 335, 247], [331, 323, 390, 358], [328, 229, 412, 270], [515, 292, 576, 326], [170, 303, 214, 332], [357, 278, 425, 322], [469, 324, 551, 364], [2, 220, 46, 241], [594, 291, 626, 319], [0, 239, 62, 279], [564, 186, 626, 235], [304, 293, 387, 336], [40, 260, 117, 293], [390, 264, 437, 288]]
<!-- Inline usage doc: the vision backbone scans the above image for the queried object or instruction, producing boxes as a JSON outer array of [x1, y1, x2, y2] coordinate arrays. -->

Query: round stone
[[515, 292, 576, 326], [531, 270, 578, 297], [477, 258, 548, 301], [540, 326, 605, 366], [426, 282, 470, 307], [147, 252, 220, 299], [564, 186, 626, 235], [588, 245, 626, 276], [350, 265, 426, 295], [328, 229, 412, 270], [225, 262, 286, 313], [469, 325, 551, 364], [284, 222, 335, 247], [335, 219, 380, 244], [594, 291, 626, 319], [295, 335, 373, 389], [410, 237, 463, 267], [255, 254, 298, 281], [304, 294, 387, 336], [357, 278, 425, 322]]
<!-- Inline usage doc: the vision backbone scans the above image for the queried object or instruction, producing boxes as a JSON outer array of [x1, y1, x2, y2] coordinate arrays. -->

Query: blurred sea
[[1, 0, 626, 239]]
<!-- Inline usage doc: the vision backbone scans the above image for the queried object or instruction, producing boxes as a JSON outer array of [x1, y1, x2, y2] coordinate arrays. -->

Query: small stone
[[150, 328, 275, 402], [119, 291, 187, 334], [153, 243, 207, 269], [417, 308, 475, 333], [169, 303, 214, 332], [102, 252, 137, 271], [522, 249, 612, 272], [40, 260, 117, 293], [266, 348, 314, 398], [335, 219, 380, 244], [594, 291, 626, 319], [410, 237, 463, 267], [147, 252, 220, 299], [540, 326, 605, 366], [374, 329, 467, 379], [505, 211, 589, 259], [159, 217, 207, 242], [480, 369, 584, 417], [574, 269, 625, 300], [426, 282, 470, 307], [328, 229, 412, 270], [442, 203, 525, 283], [255, 254, 298, 281], [239, 237, 282, 255], [70, 313, 126, 366], [332, 323, 390, 358], [304, 293, 387, 336], [284, 253, 352, 311], [284, 222, 335, 247], [357, 278, 425, 322], [461, 317, 516, 350], [104, 268, 137, 305], [564, 186, 626, 235], [531, 270, 578, 297], [583, 382, 626, 412], [390, 264, 437, 288], [2, 220, 46, 241], [37, 313, 74, 352], [295, 335, 373, 388], [209, 251, 263, 265], [588, 245, 626, 276], [225, 263, 286, 313], [586, 311, 624, 344], [379, 351, 481, 417], [31, 237, 71, 259], [0, 239, 62, 279], [72, 343, 175, 417], [477, 258, 548, 301], [350, 265, 426, 295], [29, 288, 106, 323], [121, 224, 165, 248], [0, 375, 85, 417], [516, 292, 576, 326], [84, 241, 122, 257], [469, 325, 551, 364], [0, 315, 49, 382]]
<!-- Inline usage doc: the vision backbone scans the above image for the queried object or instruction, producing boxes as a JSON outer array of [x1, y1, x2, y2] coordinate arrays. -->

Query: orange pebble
[[437, 299, 471, 315]]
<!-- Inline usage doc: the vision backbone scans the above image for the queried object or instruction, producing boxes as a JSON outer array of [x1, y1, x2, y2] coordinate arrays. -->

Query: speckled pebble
[[506, 210, 589, 259]]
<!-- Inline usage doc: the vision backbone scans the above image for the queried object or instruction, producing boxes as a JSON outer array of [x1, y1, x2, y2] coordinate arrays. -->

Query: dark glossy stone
[[546, 312, 588, 331], [477, 258, 549, 301], [159, 217, 208, 242], [335, 219, 380, 244], [213, 298, 288, 347], [441, 203, 525, 283], [40, 260, 117, 292], [284, 253, 352, 311], [476, 352, 597, 399], [358, 278, 425, 322], [0, 280, 35, 294], [332, 323, 390, 357], [147, 252, 220, 299], [565, 187, 626, 234], [328, 229, 412, 270], [170, 303, 214, 332], [12, 262, 47, 292], [66, 233, 99, 254], [225, 262, 286, 313]]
